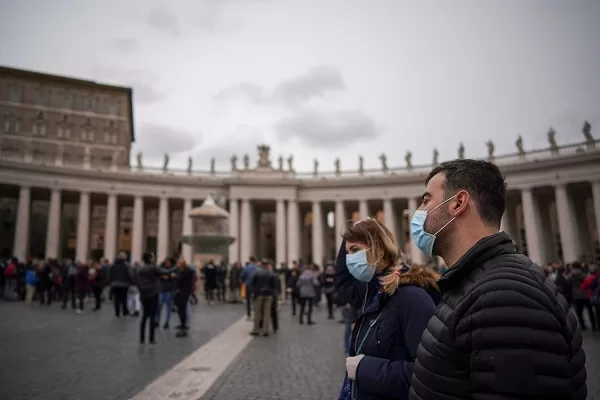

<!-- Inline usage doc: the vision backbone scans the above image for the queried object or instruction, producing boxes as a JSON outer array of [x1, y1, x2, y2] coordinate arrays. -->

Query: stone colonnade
[[11, 186, 195, 264], [227, 196, 436, 267], [7, 178, 600, 266]]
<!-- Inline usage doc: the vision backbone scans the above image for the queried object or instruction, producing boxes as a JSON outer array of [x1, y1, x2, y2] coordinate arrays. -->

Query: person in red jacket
[[3, 258, 18, 300], [581, 264, 600, 331]]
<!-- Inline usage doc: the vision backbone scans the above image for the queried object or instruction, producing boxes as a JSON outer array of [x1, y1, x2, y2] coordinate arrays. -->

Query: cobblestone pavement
[[1, 298, 599, 400], [202, 303, 600, 400], [202, 302, 348, 400], [0, 299, 243, 400]]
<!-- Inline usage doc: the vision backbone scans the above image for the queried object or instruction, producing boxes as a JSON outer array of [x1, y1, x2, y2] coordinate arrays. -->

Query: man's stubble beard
[[430, 210, 455, 260]]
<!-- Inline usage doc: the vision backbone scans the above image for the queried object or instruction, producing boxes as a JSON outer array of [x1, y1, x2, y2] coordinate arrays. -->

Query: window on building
[[36, 90, 48, 105], [111, 133, 118, 144], [8, 85, 22, 102], [32, 123, 47, 137], [108, 101, 120, 116], [85, 97, 96, 111], [57, 125, 71, 139], [3, 116, 20, 133], [104, 132, 110, 144], [82, 129, 94, 142], [60, 94, 73, 108]]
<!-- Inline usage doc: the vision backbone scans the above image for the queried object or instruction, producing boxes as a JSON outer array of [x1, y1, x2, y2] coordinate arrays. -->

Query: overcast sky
[[1, 0, 599, 172]]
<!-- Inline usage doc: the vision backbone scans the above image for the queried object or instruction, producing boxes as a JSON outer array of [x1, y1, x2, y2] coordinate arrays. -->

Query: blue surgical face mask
[[410, 195, 457, 257], [345, 250, 376, 282]]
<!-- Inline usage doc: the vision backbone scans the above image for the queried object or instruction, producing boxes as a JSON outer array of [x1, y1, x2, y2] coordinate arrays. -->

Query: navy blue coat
[[334, 241, 440, 400]]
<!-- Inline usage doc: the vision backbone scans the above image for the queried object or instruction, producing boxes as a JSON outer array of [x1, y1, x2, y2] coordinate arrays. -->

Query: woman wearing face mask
[[335, 218, 439, 400]]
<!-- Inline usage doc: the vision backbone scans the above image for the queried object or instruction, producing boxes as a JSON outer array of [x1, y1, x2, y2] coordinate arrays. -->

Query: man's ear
[[452, 190, 470, 217]]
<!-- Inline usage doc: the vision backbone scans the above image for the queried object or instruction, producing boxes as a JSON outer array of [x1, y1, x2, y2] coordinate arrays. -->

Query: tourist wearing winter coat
[[296, 265, 319, 324], [75, 263, 90, 312], [335, 219, 439, 400], [408, 159, 586, 400]]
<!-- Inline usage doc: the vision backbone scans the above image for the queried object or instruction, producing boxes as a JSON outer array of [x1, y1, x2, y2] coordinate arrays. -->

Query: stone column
[[500, 199, 518, 244], [45, 189, 62, 259], [312, 201, 324, 265], [521, 188, 543, 264], [131, 195, 144, 264], [276, 199, 287, 265], [75, 191, 91, 262], [407, 197, 426, 265], [13, 186, 31, 261], [334, 200, 346, 251], [182, 198, 193, 263], [157, 196, 170, 263], [287, 199, 300, 263], [359, 199, 369, 219], [228, 198, 240, 263], [240, 198, 252, 263], [592, 181, 600, 255], [555, 184, 580, 263], [383, 198, 397, 241], [104, 193, 118, 262]]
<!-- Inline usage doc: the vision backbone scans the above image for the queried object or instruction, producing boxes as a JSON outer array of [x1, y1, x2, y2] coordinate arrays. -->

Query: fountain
[[181, 196, 235, 268]]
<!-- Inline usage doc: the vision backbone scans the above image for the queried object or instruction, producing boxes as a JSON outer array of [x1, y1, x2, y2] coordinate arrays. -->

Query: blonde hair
[[342, 218, 439, 295], [177, 257, 188, 269]]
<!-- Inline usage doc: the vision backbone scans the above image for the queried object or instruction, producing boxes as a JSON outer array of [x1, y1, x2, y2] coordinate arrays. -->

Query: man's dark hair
[[142, 252, 153, 264], [426, 159, 506, 227], [249, 256, 256, 263]]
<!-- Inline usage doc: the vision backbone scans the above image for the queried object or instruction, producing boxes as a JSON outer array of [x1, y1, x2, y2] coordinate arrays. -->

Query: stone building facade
[[0, 66, 134, 169]]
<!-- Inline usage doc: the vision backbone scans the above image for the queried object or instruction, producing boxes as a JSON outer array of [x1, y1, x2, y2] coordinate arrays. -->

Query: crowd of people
[[0, 251, 200, 343], [1, 158, 599, 399]]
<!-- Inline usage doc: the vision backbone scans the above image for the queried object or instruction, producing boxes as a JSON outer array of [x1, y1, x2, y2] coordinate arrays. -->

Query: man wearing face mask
[[408, 159, 587, 400]]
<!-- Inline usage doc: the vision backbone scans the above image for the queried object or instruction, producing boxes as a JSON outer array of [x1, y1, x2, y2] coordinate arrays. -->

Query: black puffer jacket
[[409, 232, 587, 400]]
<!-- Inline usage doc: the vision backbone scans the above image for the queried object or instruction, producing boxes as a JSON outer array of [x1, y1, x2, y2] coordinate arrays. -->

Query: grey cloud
[[109, 37, 139, 53], [135, 123, 200, 158], [213, 83, 267, 104], [193, 125, 265, 167], [188, 0, 272, 33], [274, 109, 380, 148], [91, 66, 167, 105], [146, 7, 181, 36], [213, 65, 346, 108], [273, 66, 346, 108]]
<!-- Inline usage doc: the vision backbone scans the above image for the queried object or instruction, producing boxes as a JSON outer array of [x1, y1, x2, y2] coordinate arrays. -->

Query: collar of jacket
[[437, 232, 515, 294], [362, 281, 385, 314]]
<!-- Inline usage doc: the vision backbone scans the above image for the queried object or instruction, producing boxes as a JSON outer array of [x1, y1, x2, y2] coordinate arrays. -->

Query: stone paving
[[0, 299, 243, 400], [202, 304, 600, 400], [1, 298, 600, 400], [201, 303, 348, 400]]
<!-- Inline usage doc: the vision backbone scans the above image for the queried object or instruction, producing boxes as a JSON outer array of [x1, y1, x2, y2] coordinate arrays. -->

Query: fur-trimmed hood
[[395, 265, 440, 292]]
